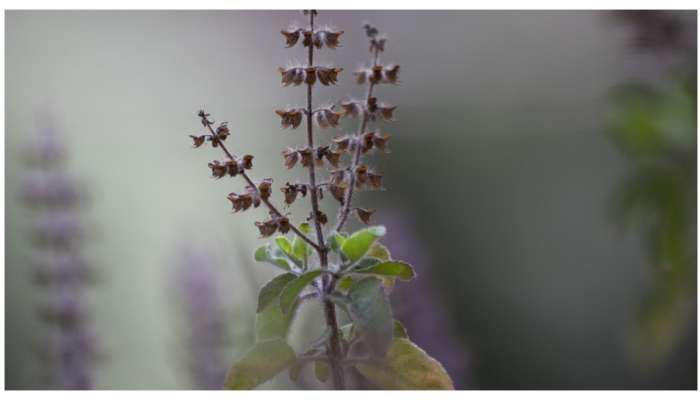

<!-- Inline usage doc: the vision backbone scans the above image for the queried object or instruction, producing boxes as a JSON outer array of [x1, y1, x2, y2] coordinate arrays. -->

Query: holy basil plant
[[225, 225, 453, 389]]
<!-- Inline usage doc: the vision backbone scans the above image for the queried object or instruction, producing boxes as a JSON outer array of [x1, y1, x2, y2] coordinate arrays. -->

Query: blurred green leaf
[[355, 261, 416, 281], [355, 338, 454, 389], [393, 320, 409, 338], [255, 274, 298, 342], [341, 226, 386, 262], [347, 277, 393, 357], [224, 339, 296, 389], [314, 360, 330, 383], [366, 242, 392, 261], [253, 244, 292, 271], [279, 270, 323, 314]]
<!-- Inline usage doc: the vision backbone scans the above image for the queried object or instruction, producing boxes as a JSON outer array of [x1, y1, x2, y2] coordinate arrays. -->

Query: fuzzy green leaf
[[257, 273, 296, 313], [336, 275, 355, 291], [255, 274, 298, 342], [329, 232, 347, 252], [254, 244, 292, 271], [366, 242, 392, 261], [347, 277, 393, 357], [355, 338, 454, 389], [275, 236, 293, 255], [224, 339, 296, 389], [341, 226, 387, 262], [355, 261, 416, 281], [279, 270, 323, 314], [314, 360, 330, 383], [393, 320, 409, 338]]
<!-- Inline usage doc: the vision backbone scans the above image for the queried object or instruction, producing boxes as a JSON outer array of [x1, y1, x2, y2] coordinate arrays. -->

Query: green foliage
[[355, 338, 455, 389], [346, 277, 394, 357], [279, 270, 323, 314], [224, 339, 296, 389], [340, 226, 386, 262], [234, 225, 452, 389], [255, 273, 297, 342], [354, 260, 416, 281]]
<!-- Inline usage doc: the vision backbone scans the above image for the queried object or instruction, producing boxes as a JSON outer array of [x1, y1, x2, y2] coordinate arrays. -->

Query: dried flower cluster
[[21, 123, 97, 389], [187, 11, 452, 390]]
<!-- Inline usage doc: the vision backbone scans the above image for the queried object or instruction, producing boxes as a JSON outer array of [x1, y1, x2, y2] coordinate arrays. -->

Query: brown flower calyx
[[355, 207, 375, 224], [208, 160, 227, 179], [239, 154, 254, 170], [298, 146, 314, 167], [355, 64, 400, 85], [282, 147, 299, 169], [329, 169, 347, 187], [282, 28, 343, 49], [366, 97, 396, 122], [339, 99, 363, 119], [254, 214, 291, 238], [372, 131, 392, 152], [360, 131, 391, 153], [189, 135, 207, 148], [354, 164, 369, 187], [275, 109, 304, 129], [329, 184, 346, 204], [258, 178, 273, 201], [367, 172, 383, 190], [308, 210, 328, 225], [198, 110, 212, 127], [332, 135, 352, 153], [281, 182, 308, 205], [369, 36, 387, 53], [228, 192, 258, 212], [314, 108, 343, 129], [279, 66, 342, 87], [215, 122, 230, 141]]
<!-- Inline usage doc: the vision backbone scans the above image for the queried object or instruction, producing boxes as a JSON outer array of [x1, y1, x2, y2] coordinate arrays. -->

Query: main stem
[[305, 12, 345, 389]]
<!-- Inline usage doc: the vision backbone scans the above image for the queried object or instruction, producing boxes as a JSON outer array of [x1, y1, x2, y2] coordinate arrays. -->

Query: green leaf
[[279, 270, 323, 314], [314, 360, 330, 383], [366, 242, 392, 261], [355, 261, 416, 281], [336, 275, 354, 291], [347, 277, 393, 357], [329, 232, 347, 252], [224, 339, 296, 389], [355, 338, 454, 389], [275, 236, 292, 255], [255, 274, 298, 342], [352, 257, 383, 270], [257, 273, 296, 313], [253, 244, 292, 271], [393, 320, 409, 338], [341, 226, 386, 262], [299, 222, 312, 234]]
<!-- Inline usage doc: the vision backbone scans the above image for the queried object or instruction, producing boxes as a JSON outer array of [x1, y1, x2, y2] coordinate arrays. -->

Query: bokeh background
[[5, 10, 697, 389]]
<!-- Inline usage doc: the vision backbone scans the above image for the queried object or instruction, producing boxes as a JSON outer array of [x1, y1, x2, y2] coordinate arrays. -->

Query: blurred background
[[4, 10, 696, 389]]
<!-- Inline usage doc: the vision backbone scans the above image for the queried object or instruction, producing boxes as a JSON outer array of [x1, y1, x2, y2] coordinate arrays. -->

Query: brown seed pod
[[308, 210, 328, 225], [340, 100, 362, 118], [330, 184, 345, 204], [356, 208, 375, 224], [189, 135, 207, 148], [225, 160, 240, 177], [316, 67, 342, 86], [384, 64, 400, 83], [215, 123, 230, 141], [378, 104, 396, 121], [282, 148, 299, 169], [305, 66, 317, 85], [317, 30, 343, 49], [333, 135, 352, 153], [279, 66, 306, 87], [277, 216, 291, 234], [255, 220, 277, 237], [372, 132, 392, 152], [281, 28, 301, 47], [315, 109, 342, 129], [367, 172, 383, 190], [258, 178, 273, 200], [362, 132, 376, 153], [302, 30, 314, 47], [208, 160, 227, 179], [325, 149, 342, 167], [370, 65, 383, 84], [298, 147, 313, 167], [366, 96, 378, 113], [281, 183, 298, 205], [355, 164, 369, 186], [240, 154, 254, 170], [275, 109, 303, 129]]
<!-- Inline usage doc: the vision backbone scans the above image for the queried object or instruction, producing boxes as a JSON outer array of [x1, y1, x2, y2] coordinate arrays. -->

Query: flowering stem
[[203, 122, 321, 253], [303, 11, 346, 390], [334, 48, 380, 232]]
